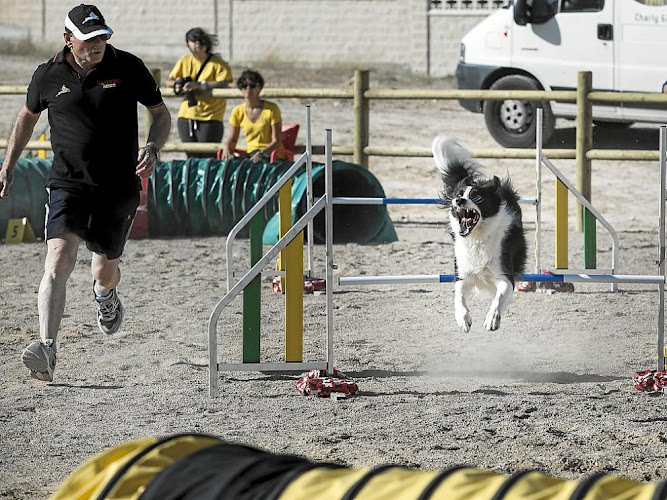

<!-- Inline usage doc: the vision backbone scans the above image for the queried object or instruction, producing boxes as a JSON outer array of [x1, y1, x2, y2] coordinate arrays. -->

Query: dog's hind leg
[[484, 277, 514, 331], [454, 279, 473, 333]]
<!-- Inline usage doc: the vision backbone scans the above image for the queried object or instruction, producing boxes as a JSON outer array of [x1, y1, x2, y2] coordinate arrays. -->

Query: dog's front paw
[[484, 309, 501, 331], [456, 310, 472, 333]]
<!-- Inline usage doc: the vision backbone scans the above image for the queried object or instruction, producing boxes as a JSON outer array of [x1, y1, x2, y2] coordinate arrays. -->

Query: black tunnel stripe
[[341, 464, 399, 500], [652, 477, 667, 500], [267, 463, 344, 500], [570, 471, 609, 500], [491, 469, 537, 500], [417, 465, 470, 500]]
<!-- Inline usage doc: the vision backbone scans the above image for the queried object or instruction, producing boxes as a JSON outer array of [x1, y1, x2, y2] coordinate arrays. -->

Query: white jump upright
[[208, 129, 336, 398], [658, 126, 666, 372]]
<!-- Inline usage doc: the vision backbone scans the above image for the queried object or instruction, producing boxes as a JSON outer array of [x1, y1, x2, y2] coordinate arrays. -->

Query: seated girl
[[219, 69, 283, 163]]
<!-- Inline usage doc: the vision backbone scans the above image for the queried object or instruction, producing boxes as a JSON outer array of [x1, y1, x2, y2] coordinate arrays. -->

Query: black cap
[[65, 4, 114, 41]]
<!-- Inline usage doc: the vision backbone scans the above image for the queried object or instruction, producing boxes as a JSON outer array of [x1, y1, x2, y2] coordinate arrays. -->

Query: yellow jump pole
[[37, 132, 47, 158], [278, 180, 304, 362], [555, 179, 569, 269], [285, 231, 304, 363], [277, 181, 290, 292]]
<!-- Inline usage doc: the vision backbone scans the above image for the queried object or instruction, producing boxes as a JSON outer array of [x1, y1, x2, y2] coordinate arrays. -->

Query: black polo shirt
[[26, 45, 163, 194]]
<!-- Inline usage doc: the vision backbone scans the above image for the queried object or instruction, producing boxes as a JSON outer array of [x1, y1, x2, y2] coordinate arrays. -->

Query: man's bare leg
[[38, 233, 81, 342], [23, 233, 80, 381]]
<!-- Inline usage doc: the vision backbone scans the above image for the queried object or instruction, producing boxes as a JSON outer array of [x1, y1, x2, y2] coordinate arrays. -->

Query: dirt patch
[[1, 55, 666, 498]]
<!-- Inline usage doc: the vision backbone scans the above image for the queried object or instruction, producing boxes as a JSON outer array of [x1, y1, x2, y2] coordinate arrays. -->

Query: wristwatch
[[144, 143, 160, 160]]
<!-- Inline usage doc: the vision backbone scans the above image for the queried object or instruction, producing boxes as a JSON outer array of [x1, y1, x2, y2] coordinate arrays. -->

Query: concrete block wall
[[226, 1, 415, 70], [428, 14, 486, 77], [0, 0, 486, 77], [0, 0, 40, 50], [0, 0, 36, 25]]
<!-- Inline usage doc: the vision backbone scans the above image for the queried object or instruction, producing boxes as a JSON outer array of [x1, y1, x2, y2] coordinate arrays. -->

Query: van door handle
[[597, 23, 613, 41]]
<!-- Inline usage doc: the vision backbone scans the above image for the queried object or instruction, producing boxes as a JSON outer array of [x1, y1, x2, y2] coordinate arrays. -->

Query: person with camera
[[0, 4, 171, 382], [166, 28, 233, 158], [219, 69, 284, 163]]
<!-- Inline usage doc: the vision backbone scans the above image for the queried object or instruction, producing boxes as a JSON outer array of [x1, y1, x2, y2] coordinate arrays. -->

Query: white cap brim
[[65, 14, 114, 41]]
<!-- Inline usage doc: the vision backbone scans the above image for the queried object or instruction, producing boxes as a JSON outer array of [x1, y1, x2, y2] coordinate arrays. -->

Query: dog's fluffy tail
[[431, 135, 481, 190]]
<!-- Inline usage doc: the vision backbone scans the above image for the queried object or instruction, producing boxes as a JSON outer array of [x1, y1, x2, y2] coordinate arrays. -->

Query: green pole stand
[[583, 207, 596, 269], [243, 213, 263, 363]]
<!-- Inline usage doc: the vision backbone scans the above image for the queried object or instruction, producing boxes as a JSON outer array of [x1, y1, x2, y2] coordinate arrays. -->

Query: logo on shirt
[[97, 79, 121, 89], [55, 85, 70, 98], [83, 11, 100, 24]]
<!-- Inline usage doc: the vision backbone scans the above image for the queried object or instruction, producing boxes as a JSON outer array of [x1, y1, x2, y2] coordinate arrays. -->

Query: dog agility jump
[[338, 125, 667, 372], [208, 116, 667, 397]]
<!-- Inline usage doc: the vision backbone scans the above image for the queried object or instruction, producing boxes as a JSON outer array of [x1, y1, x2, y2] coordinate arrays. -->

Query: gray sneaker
[[22, 339, 57, 382], [95, 288, 124, 334]]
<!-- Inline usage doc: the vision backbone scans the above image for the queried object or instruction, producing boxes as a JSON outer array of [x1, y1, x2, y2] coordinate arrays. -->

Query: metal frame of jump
[[208, 126, 335, 398], [338, 124, 667, 372], [209, 117, 666, 398]]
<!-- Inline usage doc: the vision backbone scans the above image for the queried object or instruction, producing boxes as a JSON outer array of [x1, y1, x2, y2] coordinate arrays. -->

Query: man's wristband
[[144, 143, 160, 160]]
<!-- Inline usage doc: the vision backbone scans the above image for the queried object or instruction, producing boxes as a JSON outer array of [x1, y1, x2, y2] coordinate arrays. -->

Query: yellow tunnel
[[52, 434, 664, 500]]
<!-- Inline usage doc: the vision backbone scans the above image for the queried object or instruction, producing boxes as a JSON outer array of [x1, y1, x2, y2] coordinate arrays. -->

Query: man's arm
[[145, 102, 171, 150], [0, 105, 41, 199], [136, 102, 171, 179]]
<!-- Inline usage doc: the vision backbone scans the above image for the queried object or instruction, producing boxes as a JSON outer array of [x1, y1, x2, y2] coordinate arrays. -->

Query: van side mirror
[[529, 0, 557, 24], [514, 0, 528, 26], [514, 0, 556, 26]]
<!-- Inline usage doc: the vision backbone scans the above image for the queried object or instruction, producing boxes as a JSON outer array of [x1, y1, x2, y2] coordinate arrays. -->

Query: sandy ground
[[1, 55, 667, 498]]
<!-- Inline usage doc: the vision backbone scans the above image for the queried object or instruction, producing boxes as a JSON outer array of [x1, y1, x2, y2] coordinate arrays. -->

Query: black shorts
[[177, 117, 224, 158], [45, 187, 140, 260]]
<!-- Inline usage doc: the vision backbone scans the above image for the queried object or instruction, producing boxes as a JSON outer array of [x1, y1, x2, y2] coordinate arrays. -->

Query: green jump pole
[[583, 208, 597, 269], [242, 212, 263, 363]]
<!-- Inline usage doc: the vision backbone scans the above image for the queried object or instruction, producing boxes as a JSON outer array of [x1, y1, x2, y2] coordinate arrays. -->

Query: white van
[[456, 0, 667, 147]]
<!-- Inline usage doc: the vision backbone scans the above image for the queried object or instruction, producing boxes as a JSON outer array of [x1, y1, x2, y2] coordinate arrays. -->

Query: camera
[[174, 77, 197, 107]]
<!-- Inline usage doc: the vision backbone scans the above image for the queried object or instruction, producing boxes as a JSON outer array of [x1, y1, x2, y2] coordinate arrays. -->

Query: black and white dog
[[432, 135, 526, 333]]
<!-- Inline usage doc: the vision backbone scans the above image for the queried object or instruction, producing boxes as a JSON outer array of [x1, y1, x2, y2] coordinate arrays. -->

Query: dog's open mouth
[[456, 208, 480, 236]]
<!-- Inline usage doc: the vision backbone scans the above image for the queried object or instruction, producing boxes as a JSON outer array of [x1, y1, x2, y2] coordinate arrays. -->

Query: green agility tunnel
[[0, 158, 51, 239], [52, 433, 666, 499], [0, 157, 396, 244]]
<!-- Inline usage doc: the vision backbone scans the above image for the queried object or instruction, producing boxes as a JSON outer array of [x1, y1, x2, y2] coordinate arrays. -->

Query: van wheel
[[483, 75, 555, 148]]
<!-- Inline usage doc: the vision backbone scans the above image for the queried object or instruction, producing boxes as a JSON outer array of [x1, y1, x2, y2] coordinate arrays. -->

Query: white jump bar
[[338, 274, 666, 286]]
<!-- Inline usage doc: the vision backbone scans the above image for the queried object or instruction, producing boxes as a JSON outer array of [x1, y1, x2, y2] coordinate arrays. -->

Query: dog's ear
[[492, 176, 500, 190]]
